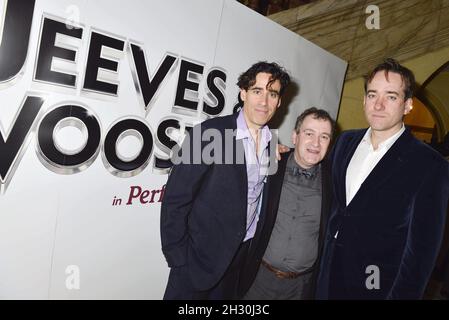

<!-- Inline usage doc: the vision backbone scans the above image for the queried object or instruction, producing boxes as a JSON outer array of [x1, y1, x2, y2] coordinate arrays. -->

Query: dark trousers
[[163, 240, 251, 300]]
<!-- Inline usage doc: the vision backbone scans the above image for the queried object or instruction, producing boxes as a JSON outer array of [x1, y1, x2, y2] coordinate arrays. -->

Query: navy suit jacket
[[160, 113, 271, 291], [316, 128, 449, 299]]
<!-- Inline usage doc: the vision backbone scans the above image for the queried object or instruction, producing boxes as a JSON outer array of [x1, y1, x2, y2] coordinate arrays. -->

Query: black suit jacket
[[160, 113, 271, 291], [316, 128, 449, 299], [239, 150, 332, 296]]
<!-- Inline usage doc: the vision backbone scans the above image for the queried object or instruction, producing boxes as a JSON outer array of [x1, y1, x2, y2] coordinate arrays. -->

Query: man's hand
[[276, 144, 290, 161]]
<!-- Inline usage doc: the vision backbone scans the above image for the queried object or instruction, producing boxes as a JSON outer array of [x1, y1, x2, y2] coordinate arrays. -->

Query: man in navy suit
[[160, 61, 291, 299], [316, 58, 449, 299]]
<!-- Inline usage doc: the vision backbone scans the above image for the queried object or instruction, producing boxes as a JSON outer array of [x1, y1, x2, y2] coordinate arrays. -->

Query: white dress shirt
[[345, 125, 405, 205]]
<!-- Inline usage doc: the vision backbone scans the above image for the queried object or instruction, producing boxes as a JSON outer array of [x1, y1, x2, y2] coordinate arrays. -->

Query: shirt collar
[[362, 124, 405, 150], [286, 152, 320, 178], [236, 109, 272, 143]]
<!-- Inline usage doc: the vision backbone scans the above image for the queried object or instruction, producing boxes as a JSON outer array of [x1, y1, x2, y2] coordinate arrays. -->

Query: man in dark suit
[[160, 61, 291, 299], [316, 58, 449, 299], [242, 107, 334, 299]]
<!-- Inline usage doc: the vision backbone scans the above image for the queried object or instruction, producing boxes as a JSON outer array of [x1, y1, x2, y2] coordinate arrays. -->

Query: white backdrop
[[0, 0, 347, 299]]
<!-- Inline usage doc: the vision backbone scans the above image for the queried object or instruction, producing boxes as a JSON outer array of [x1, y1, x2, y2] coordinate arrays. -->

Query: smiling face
[[240, 72, 281, 131], [364, 71, 413, 139], [292, 114, 332, 169]]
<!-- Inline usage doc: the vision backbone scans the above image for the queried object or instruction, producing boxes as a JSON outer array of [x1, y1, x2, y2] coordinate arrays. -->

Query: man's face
[[364, 71, 412, 135], [240, 72, 282, 130], [292, 115, 332, 169]]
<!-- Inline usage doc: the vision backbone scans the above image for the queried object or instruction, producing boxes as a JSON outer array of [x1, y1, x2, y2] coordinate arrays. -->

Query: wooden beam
[[268, 0, 449, 80]]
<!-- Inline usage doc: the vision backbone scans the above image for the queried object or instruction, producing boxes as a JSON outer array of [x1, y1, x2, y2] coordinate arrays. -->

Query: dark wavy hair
[[237, 61, 291, 96], [364, 58, 416, 100]]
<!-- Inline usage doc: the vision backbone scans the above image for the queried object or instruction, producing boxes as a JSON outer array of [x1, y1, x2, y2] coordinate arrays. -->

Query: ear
[[404, 98, 413, 115], [240, 89, 247, 102], [291, 130, 298, 145], [276, 97, 282, 108]]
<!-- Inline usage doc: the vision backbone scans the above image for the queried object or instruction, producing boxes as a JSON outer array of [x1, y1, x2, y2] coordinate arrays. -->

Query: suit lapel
[[334, 130, 366, 208], [261, 150, 289, 226], [350, 129, 413, 202], [250, 151, 290, 254], [230, 114, 249, 218], [319, 159, 331, 250]]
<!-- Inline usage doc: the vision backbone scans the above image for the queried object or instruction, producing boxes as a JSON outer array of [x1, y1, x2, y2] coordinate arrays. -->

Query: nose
[[260, 93, 268, 106], [373, 96, 385, 111], [312, 135, 320, 147]]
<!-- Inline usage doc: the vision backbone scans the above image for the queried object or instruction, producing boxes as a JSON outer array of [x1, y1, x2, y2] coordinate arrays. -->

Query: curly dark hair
[[364, 58, 416, 100], [237, 61, 291, 96]]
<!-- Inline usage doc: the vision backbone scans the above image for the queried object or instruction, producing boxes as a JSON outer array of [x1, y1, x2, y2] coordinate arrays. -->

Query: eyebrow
[[386, 91, 400, 95], [366, 89, 400, 96], [303, 128, 331, 136], [249, 86, 280, 95]]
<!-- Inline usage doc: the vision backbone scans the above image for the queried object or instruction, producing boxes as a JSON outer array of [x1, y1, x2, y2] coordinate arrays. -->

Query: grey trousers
[[243, 264, 314, 300]]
